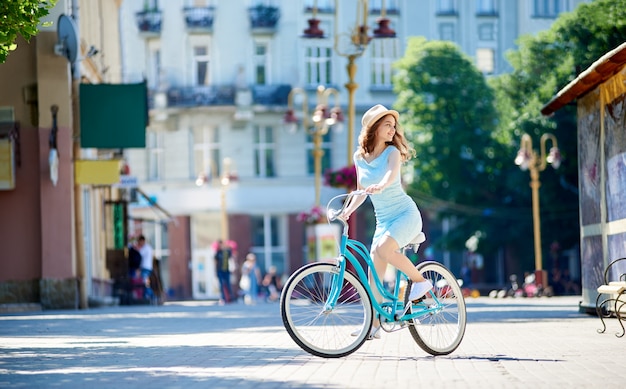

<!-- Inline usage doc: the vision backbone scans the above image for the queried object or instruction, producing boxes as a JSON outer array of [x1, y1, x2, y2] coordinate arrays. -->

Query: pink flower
[[297, 205, 326, 224], [324, 165, 357, 189]]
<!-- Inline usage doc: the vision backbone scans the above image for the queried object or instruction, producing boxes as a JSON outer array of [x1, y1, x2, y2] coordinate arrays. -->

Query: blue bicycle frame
[[325, 230, 442, 324]]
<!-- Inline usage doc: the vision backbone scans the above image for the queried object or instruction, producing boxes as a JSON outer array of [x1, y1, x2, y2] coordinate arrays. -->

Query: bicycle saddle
[[407, 232, 426, 252]]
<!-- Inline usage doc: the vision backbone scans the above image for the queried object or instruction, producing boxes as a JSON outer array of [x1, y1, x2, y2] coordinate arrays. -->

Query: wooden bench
[[596, 257, 626, 337]]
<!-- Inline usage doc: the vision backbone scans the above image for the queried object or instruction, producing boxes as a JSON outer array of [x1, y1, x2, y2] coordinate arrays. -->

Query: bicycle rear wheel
[[404, 261, 466, 355], [280, 262, 373, 358]]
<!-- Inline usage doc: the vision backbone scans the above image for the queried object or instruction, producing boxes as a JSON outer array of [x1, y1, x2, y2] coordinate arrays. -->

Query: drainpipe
[[70, 0, 88, 309]]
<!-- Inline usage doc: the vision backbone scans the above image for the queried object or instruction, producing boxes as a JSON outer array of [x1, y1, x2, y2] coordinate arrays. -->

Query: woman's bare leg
[[369, 235, 426, 326], [373, 235, 426, 283]]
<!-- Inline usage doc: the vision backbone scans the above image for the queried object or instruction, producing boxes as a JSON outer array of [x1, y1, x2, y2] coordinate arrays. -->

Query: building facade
[[0, 0, 589, 308], [119, 0, 589, 299], [0, 0, 126, 309]]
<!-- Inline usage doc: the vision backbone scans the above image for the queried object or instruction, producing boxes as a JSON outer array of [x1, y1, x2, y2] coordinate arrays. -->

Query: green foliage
[[0, 0, 57, 63], [552, 0, 626, 72], [393, 37, 513, 255], [492, 0, 626, 258]]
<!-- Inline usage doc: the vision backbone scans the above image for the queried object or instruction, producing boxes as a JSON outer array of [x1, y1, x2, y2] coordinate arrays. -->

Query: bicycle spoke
[[281, 263, 373, 358], [406, 262, 467, 355]]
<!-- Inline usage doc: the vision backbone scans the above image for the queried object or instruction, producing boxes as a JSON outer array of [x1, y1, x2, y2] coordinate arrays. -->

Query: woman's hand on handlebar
[[327, 209, 345, 221], [364, 184, 384, 195], [328, 191, 365, 221]]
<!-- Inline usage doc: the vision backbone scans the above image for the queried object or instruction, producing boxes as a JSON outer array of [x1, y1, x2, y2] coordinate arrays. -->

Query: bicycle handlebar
[[327, 190, 368, 223]]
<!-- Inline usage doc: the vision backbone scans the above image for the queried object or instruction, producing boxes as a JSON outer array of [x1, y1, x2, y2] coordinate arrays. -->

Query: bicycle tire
[[280, 262, 373, 358], [404, 261, 467, 355]]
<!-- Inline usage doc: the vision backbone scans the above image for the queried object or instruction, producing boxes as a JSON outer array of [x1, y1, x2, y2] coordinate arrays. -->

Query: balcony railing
[[248, 5, 280, 34], [476, 10, 498, 17], [184, 6, 215, 32], [148, 84, 292, 109], [436, 9, 458, 17], [166, 85, 235, 107], [368, 7, 400, 15], [135, 9, 162, 35], [251, 84, 291, 106]]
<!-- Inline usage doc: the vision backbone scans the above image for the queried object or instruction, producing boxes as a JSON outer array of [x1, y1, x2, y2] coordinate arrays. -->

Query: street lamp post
[[220, 158, 233, 243], [303, 0, 397, 166], [514, 133, 561, 287], [285, 86, 343, 206], [196, 157, 236, 243]]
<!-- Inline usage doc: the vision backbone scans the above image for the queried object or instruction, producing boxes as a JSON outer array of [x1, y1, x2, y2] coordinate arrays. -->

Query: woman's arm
[[340, 159, 367, 219]]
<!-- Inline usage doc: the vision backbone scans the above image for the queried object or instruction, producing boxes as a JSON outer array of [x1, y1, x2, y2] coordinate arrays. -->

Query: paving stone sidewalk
[[1, 296, 625, 388]]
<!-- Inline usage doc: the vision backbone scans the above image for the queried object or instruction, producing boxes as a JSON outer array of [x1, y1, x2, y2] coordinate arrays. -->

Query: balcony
[[476, 9, 499, 17], [368, 7, 400, 16], [135, 9, 162, 37], [166, 85, 235, 107], [148, 84, 291, 109], [251, 84, 291, 106], [184, 6, 215, 33], [248, 5, 280, 35], [436, 8, 458, 17]]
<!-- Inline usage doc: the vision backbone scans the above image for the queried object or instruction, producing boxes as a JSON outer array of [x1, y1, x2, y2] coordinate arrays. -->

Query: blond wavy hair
[[356, 114, 415, 162]]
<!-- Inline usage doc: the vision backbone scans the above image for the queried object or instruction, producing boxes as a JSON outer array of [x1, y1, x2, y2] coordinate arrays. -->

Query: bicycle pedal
[[402, 298, 425, 315]]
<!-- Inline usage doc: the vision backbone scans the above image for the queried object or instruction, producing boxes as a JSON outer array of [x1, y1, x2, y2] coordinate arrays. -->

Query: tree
[[0, 0, 57, 64], [393, 38, 513, 260], [490, 0, 626, 268]]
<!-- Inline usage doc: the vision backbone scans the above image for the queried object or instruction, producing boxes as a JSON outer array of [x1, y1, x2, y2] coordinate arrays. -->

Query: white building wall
[[118, 0, 590, 293]]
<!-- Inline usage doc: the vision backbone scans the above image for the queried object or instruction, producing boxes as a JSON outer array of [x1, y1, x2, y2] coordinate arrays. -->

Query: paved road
[[1, 296, 625, 388]]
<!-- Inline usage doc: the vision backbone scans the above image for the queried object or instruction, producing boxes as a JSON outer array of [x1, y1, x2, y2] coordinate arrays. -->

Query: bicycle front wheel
[[280, 262, 373, 358], [404, 261, 467, 355]]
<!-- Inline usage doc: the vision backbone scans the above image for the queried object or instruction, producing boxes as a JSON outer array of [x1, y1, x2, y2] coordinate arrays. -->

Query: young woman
[[240, 253, 262, 305], [341, 104, 433, 339]]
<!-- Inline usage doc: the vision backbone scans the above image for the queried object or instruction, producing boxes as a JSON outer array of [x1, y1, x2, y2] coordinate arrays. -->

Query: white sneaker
[[368, 326, 381, 340], [409, 280, 433, 301], [350, 325, 381, 340]]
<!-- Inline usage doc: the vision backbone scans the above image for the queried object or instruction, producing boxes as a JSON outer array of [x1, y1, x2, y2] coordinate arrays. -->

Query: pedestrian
[[214, 240, 234, 304], [127, 240, 142, 278], [240, 253, 261, 305], [262, 265, 282, 302], [339, 104, 433, 339], [134, 235, 154, 301]]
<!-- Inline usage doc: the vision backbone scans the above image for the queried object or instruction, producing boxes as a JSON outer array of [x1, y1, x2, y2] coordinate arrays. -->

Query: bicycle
[[280, 191, 467, 358]]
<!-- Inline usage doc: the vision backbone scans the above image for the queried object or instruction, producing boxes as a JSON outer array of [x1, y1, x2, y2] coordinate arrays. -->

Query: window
[[476, 48, 495, 75], [306, 131, 331, 176], [437, 0, 457, 15], [478, 23, 495, 41], [304, 0, 333, 12], [254, 42, 268, 85], [370, 38, 399, 88], [304, 45, 333, 86], [253, 125, 276, 177], [369, 0, 399, 13], [439, 23, 455, 41], [533, 0, 562, 18], [147, 131, 164, 181], [193, 45, 210, 86], [192, 126, 220, 179], [147, 43, 161, 90], [250, 215, 286, 274], [146, 0, 159, 9], [476, 0, 497, 15]]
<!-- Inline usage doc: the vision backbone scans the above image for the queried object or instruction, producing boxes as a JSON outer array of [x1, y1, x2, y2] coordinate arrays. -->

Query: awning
[[541, 42, 626, 116], [131, 187, 178, 225]]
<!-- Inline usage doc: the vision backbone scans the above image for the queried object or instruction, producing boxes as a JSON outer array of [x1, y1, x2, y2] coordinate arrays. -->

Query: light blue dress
[[354, 146, 423, 249]]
